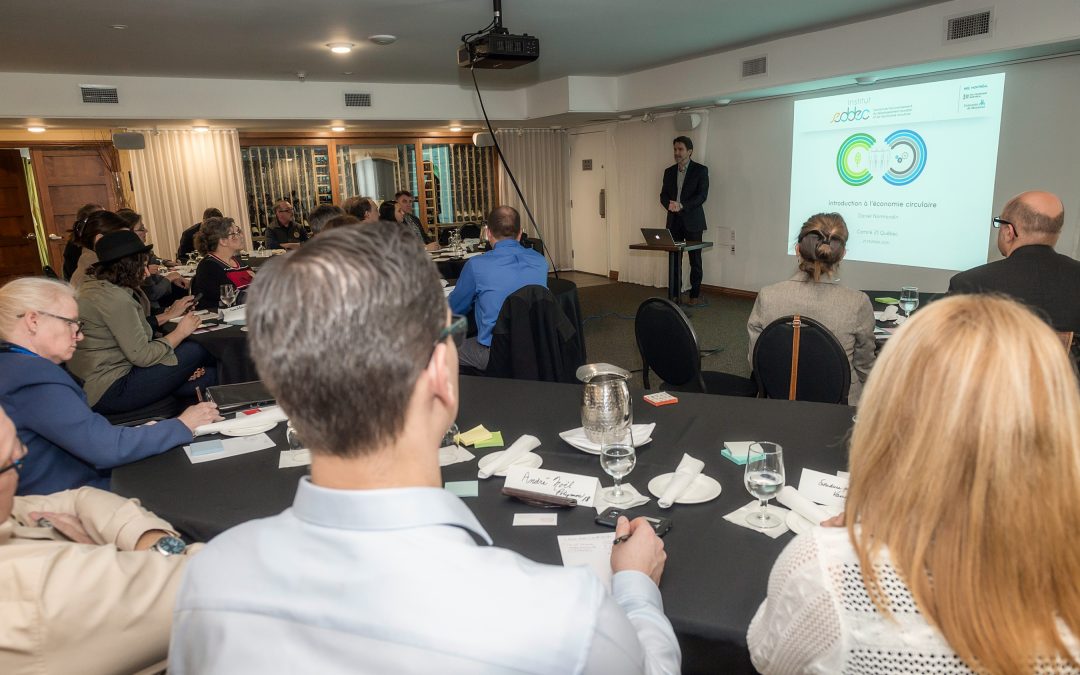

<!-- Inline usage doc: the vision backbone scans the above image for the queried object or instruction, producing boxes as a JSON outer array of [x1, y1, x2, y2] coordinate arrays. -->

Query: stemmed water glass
[[899, 286, 919, 319], [744, 442, 785, 529], [600, 426, 636, 505], [219, 285, 238, 310]]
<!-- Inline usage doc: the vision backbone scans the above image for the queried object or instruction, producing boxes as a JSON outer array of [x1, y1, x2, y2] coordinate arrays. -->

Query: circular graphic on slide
[[883, 129, 927, 186], [836, 133, 875, 186]]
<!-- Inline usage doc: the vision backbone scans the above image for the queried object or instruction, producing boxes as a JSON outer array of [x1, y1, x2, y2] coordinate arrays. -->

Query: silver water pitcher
[[577, 363, 632, 443]]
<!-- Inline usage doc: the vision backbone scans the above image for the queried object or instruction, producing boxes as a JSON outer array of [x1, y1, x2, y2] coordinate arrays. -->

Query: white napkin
[[776, 486, 833, 527], [723, 500, 791, 538], [879, 305, 900, 321], [194, 405, 288, 437], [559, 423, 655, 452], [438, 444, 475, 467], [658, 453, 705, 508], [477, 434, 540, 479], [592, 483, 649, 514]]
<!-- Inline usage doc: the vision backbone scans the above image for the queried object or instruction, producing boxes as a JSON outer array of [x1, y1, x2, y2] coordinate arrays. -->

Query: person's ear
[[426, 342, 457, 411]]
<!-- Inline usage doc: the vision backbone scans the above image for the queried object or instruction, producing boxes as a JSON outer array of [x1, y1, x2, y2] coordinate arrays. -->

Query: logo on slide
[[835, 129, 926, 187], [831, 108, 871, 123]]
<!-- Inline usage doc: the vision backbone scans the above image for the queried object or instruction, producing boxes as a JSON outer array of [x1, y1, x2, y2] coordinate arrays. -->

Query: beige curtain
[[494, 129, 571, 269], [128, 129, 251, 260]]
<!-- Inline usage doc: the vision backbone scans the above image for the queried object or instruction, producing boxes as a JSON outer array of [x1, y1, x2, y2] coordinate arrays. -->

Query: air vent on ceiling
[[741, 55, 767, 78], [80, 85, 119, 104], [344, 92, 372, 107], [945, 10, 992, 42]]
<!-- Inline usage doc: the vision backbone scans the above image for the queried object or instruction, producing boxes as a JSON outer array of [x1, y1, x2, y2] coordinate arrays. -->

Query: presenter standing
[[660, 136, 709, 306]]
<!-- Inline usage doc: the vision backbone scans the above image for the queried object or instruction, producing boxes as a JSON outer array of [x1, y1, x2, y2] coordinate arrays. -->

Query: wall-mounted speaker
[[112, 132, 146, 150], [673, 113, 701, 131], [472, 131, 495, 147]]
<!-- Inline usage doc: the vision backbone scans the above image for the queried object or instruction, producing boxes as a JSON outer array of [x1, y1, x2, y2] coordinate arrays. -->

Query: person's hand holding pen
[[610, 515, 667, 586], [178, 390, 222, 433]]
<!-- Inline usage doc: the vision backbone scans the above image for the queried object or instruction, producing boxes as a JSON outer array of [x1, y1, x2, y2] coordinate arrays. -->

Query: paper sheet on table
[[184, 433, 275, 464], [438, 444, 475, 467], [557, 532, 614, 590], [278, 448, 311, 468], [723, 500, 791, 539]]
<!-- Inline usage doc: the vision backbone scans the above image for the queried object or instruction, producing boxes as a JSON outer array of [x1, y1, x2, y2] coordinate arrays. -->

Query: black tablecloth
[[188, 325, 259, 385], [112, 376, 851, 673]]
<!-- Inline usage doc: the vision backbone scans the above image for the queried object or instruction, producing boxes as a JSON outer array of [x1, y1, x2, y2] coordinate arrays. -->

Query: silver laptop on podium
[[641, 228, 685, 247]]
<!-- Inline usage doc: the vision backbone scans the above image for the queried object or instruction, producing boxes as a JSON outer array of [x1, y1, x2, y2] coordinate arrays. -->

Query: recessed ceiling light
[[855, 76, 878, 85], [368, 34, 397, 46], [449, 126, 462, 132], [342, 71, 353, 75], [27, 126, 46, 133], [331, 126, 346, 132], [715, 98, 732, 106], [192, 125, 209, 133], [110, 24, 128, 30], [327, 42, 354, 54]]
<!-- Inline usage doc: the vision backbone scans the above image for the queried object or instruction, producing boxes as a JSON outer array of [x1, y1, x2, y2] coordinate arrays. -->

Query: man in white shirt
[[169, 222, 681, 674]]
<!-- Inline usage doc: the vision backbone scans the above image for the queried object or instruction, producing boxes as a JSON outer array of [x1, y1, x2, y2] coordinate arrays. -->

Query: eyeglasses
[[18, 310, 84, 336], [436, 314, 468, 349], [227, 228, 243, 238], [276, 208, 294, 214], [992, 217, 1014, 229], [0, 457, 24, 476]]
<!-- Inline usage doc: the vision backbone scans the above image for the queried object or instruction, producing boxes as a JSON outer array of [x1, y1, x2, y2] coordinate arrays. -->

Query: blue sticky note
[[444, 480, 479, 498], [189, 440, 226, 456]]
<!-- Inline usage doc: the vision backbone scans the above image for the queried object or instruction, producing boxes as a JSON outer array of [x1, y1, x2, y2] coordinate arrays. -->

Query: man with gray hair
[[305, 203, 345, 236], [169, 223, 681, 674], [949, 190, 1080, 333]]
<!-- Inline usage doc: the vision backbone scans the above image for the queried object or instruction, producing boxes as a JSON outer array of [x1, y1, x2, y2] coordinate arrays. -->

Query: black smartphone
[[189, 292, 203, 309], [595, 507, 672, 537]]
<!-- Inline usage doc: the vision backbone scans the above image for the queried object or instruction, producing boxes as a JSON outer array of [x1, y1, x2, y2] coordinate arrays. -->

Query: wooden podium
[[629, 241, 714, 302]]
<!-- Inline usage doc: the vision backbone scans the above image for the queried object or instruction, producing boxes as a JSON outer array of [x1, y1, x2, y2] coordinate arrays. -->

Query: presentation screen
[[788, 73, 1005, 271]]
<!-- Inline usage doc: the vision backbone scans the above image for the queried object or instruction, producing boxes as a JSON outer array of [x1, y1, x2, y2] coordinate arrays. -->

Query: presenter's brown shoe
[[685, 296, 705, 307]]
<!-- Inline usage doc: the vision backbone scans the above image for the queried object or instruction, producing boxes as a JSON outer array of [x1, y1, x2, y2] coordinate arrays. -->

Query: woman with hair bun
[[746, 212, 875, 404]]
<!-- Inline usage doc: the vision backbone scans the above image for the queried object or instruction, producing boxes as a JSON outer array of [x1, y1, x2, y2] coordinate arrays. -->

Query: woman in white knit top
[[748, 294, 1080, 674]]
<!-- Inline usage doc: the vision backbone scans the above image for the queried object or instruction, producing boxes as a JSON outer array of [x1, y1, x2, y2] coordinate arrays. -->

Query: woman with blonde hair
[[746, 212, 876, 403], [748, 294, 1080, 673]]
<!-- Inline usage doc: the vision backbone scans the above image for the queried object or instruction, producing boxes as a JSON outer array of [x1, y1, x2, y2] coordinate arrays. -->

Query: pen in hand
[[613, 533, 631, 546]]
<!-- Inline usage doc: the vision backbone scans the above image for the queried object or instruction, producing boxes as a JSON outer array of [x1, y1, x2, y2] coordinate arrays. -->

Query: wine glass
[[440, 422, 460, 448], [600, 426, 636, 505], [219, 285, 238, 310], [284, 421, 309, 467], [744, 442, 785, 529], [899, 286, 919, 319]]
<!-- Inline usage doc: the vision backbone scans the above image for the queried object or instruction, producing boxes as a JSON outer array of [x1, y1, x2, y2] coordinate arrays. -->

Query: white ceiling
[[2, 0, 951, 87]]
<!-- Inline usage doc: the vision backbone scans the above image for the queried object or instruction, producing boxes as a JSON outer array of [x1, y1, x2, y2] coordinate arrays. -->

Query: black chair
[[42, 265, 59, 279], [485, 284, 583, 383], [460, 223, 482, 239], [438, 227, 455, 246], [752, 314, 851, 404], [635, 297, 757, 397]]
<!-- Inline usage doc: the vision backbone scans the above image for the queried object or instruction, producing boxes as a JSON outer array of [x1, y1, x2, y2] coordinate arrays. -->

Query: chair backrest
[[753, 314, 850, 404], [486, 284, 582, 383], [460, 223, 482, 239], [42, 265, 59, 279], [634, 297, 704, 392]]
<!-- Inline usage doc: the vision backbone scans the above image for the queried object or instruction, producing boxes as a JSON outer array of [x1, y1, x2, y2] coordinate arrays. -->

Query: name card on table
[[503, 465, 600, 507], [797, 468, 849, 507]]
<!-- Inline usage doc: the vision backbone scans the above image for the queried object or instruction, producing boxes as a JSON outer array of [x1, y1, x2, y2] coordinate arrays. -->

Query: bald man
[[949, 191, 1080, 333]]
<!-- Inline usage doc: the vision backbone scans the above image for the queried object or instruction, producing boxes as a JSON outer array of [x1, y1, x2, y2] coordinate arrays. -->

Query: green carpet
[[576, 282, 754, 388]]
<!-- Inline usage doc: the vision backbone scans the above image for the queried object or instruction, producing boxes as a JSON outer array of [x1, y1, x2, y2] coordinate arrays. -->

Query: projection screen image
[[788, 73, 1006, 271]]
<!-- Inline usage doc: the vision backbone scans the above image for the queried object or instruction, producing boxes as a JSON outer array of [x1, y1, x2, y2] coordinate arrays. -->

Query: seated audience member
[[169, 224, 680, 673], [176, 207, 222, 262], [305, 204, 345, 237], [190, 217, 254, 311], [319, 214, 362, 234], [0, 278, 219, 495], [62, 203, 104, 280], [396, 189, 439, 249], [0, 404, 199, 674], [746, 212, 875, 404], [949, 190, 1080, 334], [748, 295, 1080, 673], [448, 205, 548, 371], [265, 199, 308, 250], [118, 208, 190, 316], [344, 196, 380, 223], [68, 210, 130, 289], [68, 231, 217, 415]]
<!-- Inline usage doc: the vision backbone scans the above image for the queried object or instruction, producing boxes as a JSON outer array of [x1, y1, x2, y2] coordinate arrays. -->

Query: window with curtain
[[420, 143, 496, 226], [241, 145, 331, 235], [335, 143, 417, 206]]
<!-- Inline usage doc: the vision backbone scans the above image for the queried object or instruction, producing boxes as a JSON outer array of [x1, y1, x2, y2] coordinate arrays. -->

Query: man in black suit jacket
[[660, 136, 709, 305], [949, 191, 1080, 334], [177, 207, 223, 261]]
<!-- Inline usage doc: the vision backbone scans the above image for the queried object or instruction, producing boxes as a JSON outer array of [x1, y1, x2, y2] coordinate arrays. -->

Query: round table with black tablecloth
[[187, 325, 259, 385]]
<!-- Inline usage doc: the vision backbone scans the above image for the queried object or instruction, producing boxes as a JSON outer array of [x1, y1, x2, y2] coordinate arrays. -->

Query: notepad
[[474, 431, 504, 448], [456, 425, 493, 446], [721, 441, 765, 465]]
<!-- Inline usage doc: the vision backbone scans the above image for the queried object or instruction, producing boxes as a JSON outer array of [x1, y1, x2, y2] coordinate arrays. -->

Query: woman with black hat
[[67, 230, 217, 414]]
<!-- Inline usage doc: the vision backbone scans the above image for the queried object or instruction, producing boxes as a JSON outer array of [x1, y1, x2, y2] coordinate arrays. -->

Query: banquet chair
[[753, 314, 850, 404], [484, 284, 582, 383], [635, 297, 757, 397], [459, 223, 482, 239]]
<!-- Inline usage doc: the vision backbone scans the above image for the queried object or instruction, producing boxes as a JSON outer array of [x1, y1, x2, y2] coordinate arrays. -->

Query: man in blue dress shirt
[[448, 206, 549, 371], [169, 223, 680, 674]]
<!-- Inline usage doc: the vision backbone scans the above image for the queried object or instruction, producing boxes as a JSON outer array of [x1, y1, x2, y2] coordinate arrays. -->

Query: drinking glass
[[899, 286, 919, 318], [219, 285, 238, 309], [186, 252, 198, 266], [744, 442, 785, 528], [600, 427, 636, 505], [440, 422, 460, 448]]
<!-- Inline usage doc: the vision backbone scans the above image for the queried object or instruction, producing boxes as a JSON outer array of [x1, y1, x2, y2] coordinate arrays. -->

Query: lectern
[[628, 241, 714, 302]]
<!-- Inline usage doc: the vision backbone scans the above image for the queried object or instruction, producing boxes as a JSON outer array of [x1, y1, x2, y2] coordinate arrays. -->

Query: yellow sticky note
[[456, 425, 494, 446], [474, 431, 504, 449]]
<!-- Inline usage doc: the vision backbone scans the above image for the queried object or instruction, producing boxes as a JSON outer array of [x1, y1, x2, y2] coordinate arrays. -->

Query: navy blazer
[[660, 160, 709, 233]]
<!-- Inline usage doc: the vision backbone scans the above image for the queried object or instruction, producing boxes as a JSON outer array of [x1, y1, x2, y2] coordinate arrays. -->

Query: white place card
[[503, 465, 600, 507], [513, 513, 558, 526], [557, 532, 614, 589], [797, 468, 849, 507], [183, 433, 276, 464], [278, 448, 311, 468]]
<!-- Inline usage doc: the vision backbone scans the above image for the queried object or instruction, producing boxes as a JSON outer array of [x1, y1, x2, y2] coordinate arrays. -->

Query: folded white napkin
[[477, 434, 540, 479], [559, 423, 655, 453], [658, 453, 705, 508], [438, 444, 475, 467], [776, 486, 832, 526], [194, 405, 288, 437], [592, 483, 650, 514], [723, 500, 791, 538]]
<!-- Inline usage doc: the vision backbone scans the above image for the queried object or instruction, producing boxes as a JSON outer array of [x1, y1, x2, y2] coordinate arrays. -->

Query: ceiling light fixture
[[331, 126, 346, 132], [192, 125, 209, 133], [449, 126, 463, 132], [368, 34, 397, 46], [715, 98, 732, 106], [618, 114, 632, 120], [27, 126, 46, 133], [327, 42, 355, 54], [110, 24, 128, 30], [855, 76, 878, 85]]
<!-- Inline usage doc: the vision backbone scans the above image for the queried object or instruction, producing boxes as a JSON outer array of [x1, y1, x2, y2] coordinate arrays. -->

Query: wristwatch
[[150, 535, 188, 557]]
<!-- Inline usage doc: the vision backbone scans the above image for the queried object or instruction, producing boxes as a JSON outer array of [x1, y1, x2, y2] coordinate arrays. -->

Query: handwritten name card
[[797, 468, 849, 507], [503, 465, 600, 507]]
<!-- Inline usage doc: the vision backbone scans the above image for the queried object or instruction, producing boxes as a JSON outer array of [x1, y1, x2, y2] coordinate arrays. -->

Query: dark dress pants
[[93, 342, 217, 414], [669, 218, 703, 299]]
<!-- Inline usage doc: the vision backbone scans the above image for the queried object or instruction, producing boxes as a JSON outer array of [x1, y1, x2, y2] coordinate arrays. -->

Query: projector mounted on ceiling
[[458, 0, 539, 69]]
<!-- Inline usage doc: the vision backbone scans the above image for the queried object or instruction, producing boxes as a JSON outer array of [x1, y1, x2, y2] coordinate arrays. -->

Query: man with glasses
[[949, 191, 1080, 334], [170, 223, 680, 674], [265, 199, 309, 250]]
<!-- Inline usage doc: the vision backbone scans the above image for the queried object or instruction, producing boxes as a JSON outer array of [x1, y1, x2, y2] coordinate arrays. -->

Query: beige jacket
[[0, 488, 199, 675], [68, 248, 97, 290], [68, 279, 177, 406]]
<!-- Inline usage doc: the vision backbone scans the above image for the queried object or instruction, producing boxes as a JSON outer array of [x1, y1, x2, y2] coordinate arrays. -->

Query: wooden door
[[0, 150, 41, 283], [30, 147, 118, 272]]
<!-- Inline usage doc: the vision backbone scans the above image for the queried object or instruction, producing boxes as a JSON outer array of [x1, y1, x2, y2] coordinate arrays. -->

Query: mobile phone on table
[[189, 292, 203, 310], [595, 507, 672, 537]]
